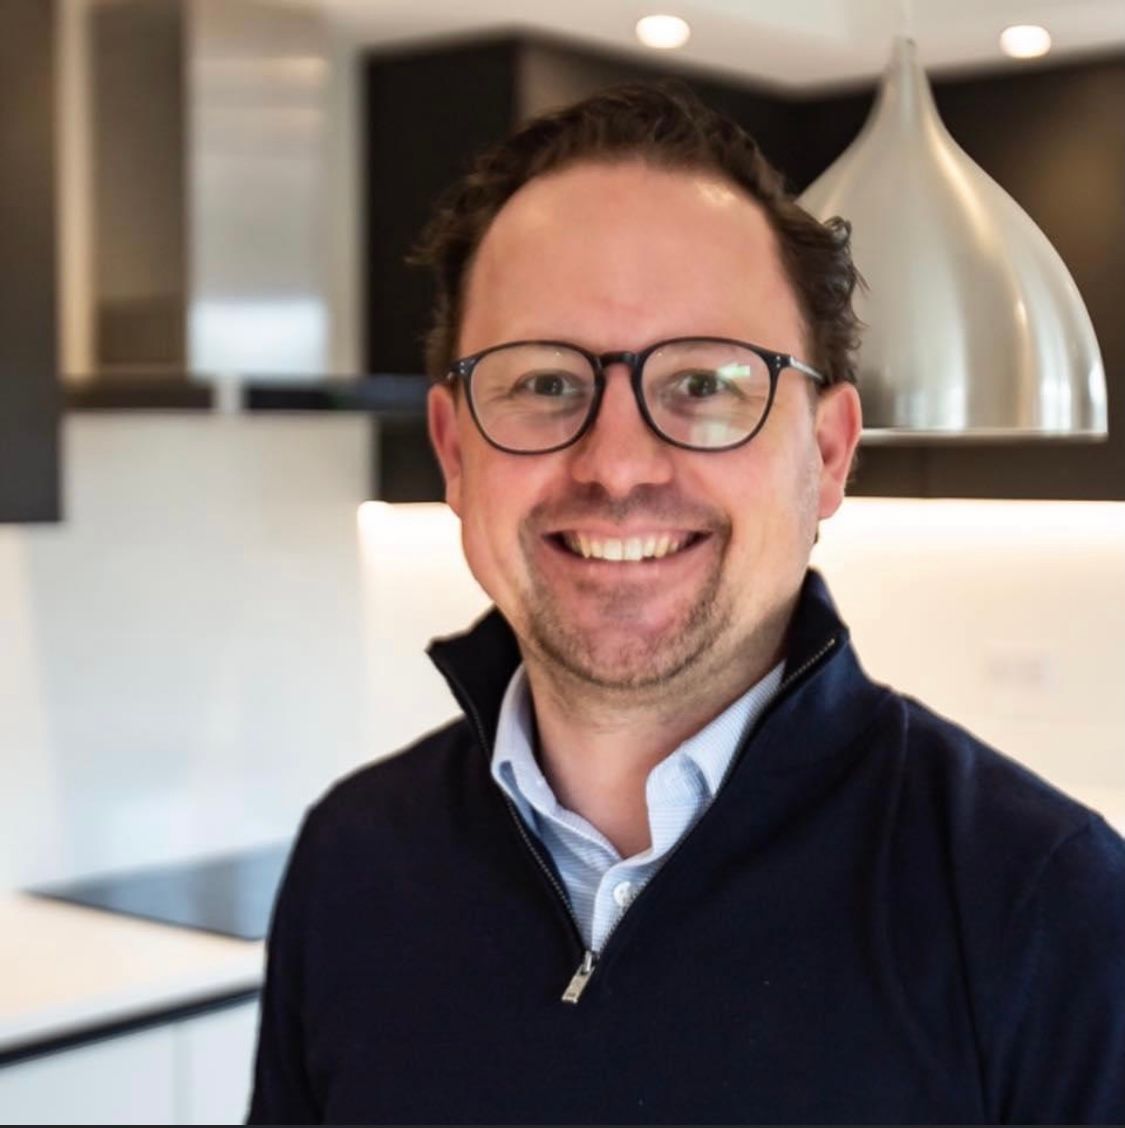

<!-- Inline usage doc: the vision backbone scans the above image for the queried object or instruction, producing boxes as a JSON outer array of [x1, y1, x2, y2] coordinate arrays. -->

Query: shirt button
[[612, 881, 635, 909]]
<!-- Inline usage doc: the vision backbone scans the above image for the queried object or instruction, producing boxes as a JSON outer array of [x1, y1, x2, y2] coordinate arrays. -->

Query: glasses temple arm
[[787, 357, 830, 387]]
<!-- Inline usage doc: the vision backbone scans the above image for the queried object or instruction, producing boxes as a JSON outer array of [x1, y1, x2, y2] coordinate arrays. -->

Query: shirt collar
[[491, 659, 785, 823]]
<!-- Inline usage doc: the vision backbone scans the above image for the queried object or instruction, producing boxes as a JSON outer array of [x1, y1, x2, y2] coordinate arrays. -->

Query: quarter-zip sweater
[[248, 571, 1125, 1125]]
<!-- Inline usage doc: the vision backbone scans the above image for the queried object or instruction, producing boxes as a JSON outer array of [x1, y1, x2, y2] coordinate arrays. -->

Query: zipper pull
[[561, 950, 597, 1004]]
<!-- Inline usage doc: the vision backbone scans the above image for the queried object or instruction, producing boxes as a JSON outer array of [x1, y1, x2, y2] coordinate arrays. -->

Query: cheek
[[454, 449, 545, 591], [457, 464, 506, 563], [457, 491, 513, 609], [722, 435, 819, 556]]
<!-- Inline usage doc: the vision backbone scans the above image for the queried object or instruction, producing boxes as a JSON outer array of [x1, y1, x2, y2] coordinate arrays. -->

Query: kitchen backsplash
[[1, 414, 373, 888], [3, 419, 1123, 890]]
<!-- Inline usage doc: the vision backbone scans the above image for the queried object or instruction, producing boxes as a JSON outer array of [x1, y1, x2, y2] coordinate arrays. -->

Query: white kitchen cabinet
[[0, 1024, 177, 1125], [176, 1000, 259, 1125], [0, 998, 260, 1126]]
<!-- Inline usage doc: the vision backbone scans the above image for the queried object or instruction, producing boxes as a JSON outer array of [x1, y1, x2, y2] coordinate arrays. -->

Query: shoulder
[[267, 714, 509, 948], [862, 687, 1124, 963], [312, 715, 483, 835], [887, 692, 1125, 993], [280, 716, 488, 886], [890, 691, 1109, 863], [875, 691, 1125, 1117]]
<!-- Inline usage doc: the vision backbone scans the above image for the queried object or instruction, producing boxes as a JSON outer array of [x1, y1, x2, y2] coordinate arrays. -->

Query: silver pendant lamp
[[798, 38, 1107, 440]]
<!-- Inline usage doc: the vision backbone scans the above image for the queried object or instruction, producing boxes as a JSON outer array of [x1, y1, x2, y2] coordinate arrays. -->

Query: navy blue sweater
[[249, 572, 1125, 1124]]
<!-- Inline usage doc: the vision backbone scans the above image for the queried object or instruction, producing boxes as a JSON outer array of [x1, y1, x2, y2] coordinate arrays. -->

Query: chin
[[539, 640, 697, 694], [527, 598, 728, 694]]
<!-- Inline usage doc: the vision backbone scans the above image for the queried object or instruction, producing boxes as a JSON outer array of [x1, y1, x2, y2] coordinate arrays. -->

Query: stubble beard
[[519, 533, 735, 698]]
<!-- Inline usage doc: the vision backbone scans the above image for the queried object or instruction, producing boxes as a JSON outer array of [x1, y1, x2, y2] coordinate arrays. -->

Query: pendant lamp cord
[[896, 0, 914, 39]]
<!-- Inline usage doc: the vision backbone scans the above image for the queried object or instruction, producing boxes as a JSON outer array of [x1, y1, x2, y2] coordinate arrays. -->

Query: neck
[[522, 608, 792, 858]]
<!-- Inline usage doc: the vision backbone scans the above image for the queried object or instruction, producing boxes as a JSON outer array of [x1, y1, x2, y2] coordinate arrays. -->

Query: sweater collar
[[427, 568, 854, 757]]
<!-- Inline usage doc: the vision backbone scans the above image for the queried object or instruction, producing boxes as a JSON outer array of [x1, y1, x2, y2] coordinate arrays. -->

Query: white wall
[[0, 414, 375, 889]]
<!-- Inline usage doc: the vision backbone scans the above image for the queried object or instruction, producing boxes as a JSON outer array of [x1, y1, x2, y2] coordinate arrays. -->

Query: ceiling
[[319, 0, 1125, 90]]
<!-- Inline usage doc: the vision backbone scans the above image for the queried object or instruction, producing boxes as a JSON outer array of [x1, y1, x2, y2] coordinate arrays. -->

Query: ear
[[814, 382, 863, 519], [427, 384, 465, 515]]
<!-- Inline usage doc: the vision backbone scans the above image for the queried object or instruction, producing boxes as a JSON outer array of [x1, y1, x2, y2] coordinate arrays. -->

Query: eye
[[512, 370, 584, 398], [671, 369, 738, 400]]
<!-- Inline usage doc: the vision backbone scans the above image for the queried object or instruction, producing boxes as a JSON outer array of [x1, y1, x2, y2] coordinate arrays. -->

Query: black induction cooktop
[[31, 843, 292, 941]]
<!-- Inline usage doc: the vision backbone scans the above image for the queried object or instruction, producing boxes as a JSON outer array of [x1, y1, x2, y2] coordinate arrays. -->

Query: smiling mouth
[[551, 531, 707, 562]]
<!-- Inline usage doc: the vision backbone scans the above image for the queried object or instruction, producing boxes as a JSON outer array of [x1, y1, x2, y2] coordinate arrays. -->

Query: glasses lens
[[469, 344, 596, 452], [642, 340, 772, 449]]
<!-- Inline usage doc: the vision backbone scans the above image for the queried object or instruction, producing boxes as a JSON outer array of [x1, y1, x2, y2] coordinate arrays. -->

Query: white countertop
[[0, 893, 264, 1055]]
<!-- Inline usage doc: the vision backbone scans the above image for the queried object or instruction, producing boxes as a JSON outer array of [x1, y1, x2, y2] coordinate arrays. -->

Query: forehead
[[460, 159, 804, 357]]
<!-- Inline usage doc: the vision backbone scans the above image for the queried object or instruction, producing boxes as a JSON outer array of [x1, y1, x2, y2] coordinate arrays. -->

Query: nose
[[566, 365, 676, 497]]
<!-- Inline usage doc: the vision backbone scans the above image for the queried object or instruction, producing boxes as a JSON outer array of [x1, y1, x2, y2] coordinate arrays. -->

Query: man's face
[[429, 160, 860, 696]]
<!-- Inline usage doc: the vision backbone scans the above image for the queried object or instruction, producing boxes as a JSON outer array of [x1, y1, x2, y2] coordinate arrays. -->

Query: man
[[249, 84, 1125, 1124]]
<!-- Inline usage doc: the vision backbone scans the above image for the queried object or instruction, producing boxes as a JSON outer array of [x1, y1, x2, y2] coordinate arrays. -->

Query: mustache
[[526, 484, 728, 533]]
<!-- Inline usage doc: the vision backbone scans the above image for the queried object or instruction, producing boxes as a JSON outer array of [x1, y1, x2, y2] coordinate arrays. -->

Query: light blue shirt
[[491, 661, 784, 952]]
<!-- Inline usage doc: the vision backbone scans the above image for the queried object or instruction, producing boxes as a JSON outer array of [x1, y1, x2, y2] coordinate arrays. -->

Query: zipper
[[502, 795, 589, 948], [773, 636, 839, 698], [504, 791, 598, 1005], [561, 950, 597, 1004], [433, 631, 841, 1006], [433, 657, 593, 1001]]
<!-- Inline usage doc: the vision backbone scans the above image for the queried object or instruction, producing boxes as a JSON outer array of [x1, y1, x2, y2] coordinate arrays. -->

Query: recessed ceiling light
[[635, 14, 691, 50], [1000, 25, 1052, 59]]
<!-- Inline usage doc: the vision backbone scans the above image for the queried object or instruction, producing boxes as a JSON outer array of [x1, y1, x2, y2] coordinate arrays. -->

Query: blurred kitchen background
[[2, 0, 1124, 1122]]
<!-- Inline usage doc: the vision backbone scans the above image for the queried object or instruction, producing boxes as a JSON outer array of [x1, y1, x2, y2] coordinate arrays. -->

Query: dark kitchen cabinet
[[1, 0, 61, 523], [363, 37, 794, 378], [363, 37, 1124, 501]]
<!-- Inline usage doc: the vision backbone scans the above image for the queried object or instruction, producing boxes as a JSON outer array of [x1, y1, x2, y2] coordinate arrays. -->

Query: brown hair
[[412, 80, 861, 386]]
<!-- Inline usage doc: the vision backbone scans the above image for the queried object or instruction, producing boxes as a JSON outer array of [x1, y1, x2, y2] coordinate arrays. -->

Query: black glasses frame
[[446, 336, 829, 455]]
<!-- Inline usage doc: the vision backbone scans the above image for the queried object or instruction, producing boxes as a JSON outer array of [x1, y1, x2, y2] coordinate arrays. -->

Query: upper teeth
[[561, 533, 690, 561]]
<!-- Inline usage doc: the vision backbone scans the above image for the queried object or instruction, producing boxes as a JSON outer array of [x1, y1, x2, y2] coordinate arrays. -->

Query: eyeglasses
[[446, 337, 828, 455]]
